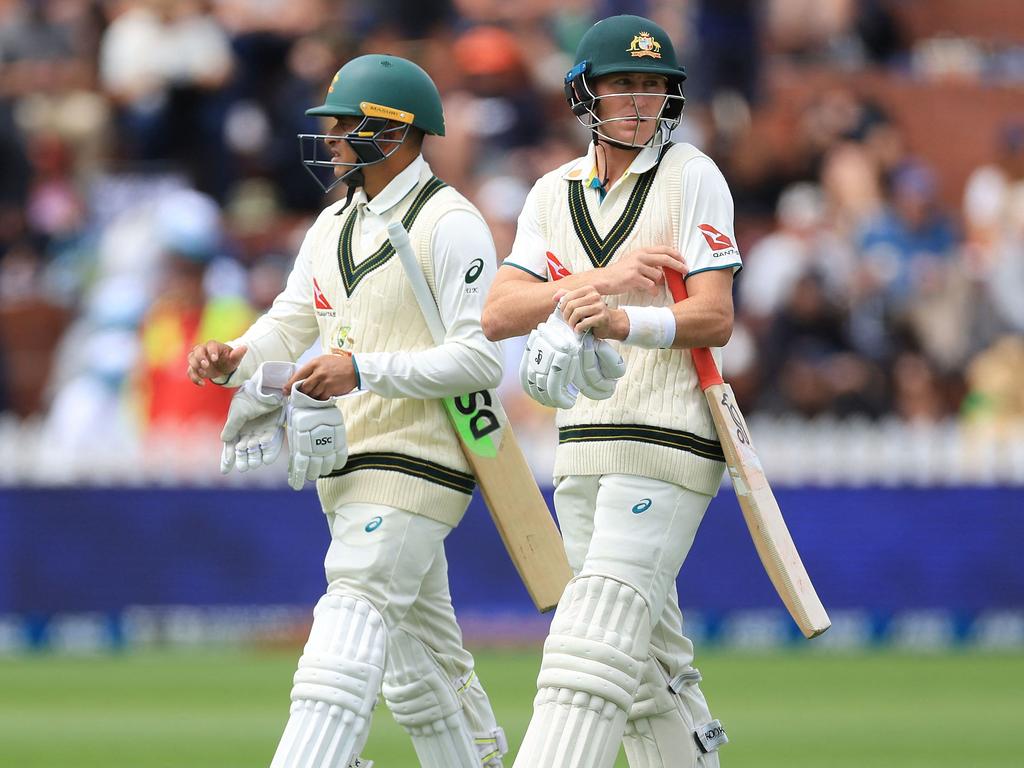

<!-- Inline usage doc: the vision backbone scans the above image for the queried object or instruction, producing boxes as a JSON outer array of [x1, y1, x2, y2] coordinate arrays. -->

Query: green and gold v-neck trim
[[567, 144, 671, 269], [336, 175, 447, 295]]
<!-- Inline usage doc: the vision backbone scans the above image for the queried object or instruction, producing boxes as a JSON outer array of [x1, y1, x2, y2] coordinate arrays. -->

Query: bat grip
[[664, 268, 724, 390]]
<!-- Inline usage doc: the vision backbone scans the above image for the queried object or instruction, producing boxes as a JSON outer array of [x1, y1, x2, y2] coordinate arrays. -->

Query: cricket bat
[[387, 222, 571, 613], [666, 268, 830, 638]]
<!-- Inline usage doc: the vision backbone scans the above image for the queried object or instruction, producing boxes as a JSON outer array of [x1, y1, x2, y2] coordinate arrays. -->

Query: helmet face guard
[[564, 61, 685, 149], [298, 116, 412, 192]]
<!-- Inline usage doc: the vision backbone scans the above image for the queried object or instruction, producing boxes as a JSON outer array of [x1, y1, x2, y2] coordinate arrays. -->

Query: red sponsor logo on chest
[[313, 278, 333, 310]]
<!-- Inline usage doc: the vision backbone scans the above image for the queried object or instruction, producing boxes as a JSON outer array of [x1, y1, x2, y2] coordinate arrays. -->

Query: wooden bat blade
[[442, 393, 570, 612], [387, 222, 570, 613], [464, 424, 572, 613], [704, 382, 831, 638]]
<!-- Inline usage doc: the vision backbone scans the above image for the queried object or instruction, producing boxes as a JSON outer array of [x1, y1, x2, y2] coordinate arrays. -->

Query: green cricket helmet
[[299, 54, 445, 191], [564, 15, 687, 148]]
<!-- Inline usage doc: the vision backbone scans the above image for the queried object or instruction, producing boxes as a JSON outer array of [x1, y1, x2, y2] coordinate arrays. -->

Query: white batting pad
[[382, 628, 505, 767], [270, 593, 387, 768], [624, 661, 726, 768], [513, 575, 652, 768]]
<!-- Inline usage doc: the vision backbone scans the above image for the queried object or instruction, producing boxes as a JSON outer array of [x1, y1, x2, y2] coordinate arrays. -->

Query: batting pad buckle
[[694, 719, 728, 753], [349, 758, 373, 768]]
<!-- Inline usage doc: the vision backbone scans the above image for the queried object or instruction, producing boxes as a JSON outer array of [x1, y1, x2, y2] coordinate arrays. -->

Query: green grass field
[[1, 648, 1022, 767]]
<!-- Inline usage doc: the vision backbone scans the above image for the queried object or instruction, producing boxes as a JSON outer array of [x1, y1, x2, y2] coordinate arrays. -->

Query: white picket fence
[[1, 413, 1022, 487]]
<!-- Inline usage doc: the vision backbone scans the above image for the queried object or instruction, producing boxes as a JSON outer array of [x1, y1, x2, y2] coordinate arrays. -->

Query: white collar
[[363, 154, 427, 216], [561, 143, 662, 182]]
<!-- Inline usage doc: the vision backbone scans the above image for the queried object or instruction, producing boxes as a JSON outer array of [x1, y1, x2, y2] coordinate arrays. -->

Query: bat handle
[[664, 268, 724, 390]]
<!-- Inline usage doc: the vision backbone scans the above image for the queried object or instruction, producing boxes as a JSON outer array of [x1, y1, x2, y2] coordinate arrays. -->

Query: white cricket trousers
[[323, 502, 474, 681], [553, 474, 712, 696]]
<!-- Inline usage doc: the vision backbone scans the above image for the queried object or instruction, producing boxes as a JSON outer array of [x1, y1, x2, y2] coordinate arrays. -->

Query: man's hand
[[188, 341, 248, 386], [560, 286, 628, 339], [596, 246, 687, 297], [220, 361, 296, 474], [286, 383, 349, 491], [284, 353, 358, 399], [520, 302, 581, 410]]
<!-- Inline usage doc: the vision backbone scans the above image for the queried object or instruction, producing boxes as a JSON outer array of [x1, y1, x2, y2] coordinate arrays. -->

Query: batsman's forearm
[[226, 316, 320, 385], [355, 341, 502, 399], [483, 270, 607, 340], [668, 293, 733, 349]]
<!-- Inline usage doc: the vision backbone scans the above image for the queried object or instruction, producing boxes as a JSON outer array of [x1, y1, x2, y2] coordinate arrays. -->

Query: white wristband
[[622, 305, 677, 348]]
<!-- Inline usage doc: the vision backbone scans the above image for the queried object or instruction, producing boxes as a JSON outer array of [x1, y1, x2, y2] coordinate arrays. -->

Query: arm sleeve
[[499, 185, 549, 281], [353, 210, 504, 398], [224, 227, 321, 384], [678, 157, 743, 279]]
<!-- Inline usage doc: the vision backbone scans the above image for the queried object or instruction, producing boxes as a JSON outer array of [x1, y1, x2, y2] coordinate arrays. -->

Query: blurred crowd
[[2, 0, 1023, 461]]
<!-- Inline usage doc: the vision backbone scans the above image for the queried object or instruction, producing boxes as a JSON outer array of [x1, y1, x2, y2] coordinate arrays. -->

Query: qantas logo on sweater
[[313, 278, 335, 316], [546, 251, 572, 281], [697, 224, 735, 252]]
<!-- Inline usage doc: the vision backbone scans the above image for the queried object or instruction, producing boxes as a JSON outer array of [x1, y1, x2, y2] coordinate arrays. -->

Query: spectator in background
[[739, 181, 855, 328], [891, 350, 951, 424], [857, 160, 964, 371], [963, 335, 1024, 430], [23, 133, 86, 258], [135, 190, 252, 435], [100, 0, 234, 198], [859, 160, 957, 306], [963, 123, 1024, 258], [39, 274, 142, 480], [799, 89, 898, 183], [0, 0, 104, 256], [215, 0, 341, 213], [762, 272, 884, 417], [765, 0, 905, 67], [963, 123, 1024, 345], [691, 0, 759, 104], [441, 26, 547, 187]]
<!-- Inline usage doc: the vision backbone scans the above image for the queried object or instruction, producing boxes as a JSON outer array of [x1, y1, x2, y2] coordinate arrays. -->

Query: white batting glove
[[220, 361, 296, 474], [286, 382, 349, 491], [520, 306, 582, 409], [575, 334, 626, 400]]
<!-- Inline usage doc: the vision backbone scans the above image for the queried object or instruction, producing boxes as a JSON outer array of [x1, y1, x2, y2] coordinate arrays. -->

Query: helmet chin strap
[[337, 168, 364, 214], [592, 135, 611, 189]]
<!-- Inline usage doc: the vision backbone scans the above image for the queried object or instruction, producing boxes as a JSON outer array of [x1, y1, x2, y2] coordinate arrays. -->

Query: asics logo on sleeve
[[697, 224, 734, 252], [465, 258, 484, 284]]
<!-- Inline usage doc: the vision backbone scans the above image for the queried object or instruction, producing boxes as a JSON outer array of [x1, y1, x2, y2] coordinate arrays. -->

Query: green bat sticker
[[443, 390, 503, 458]]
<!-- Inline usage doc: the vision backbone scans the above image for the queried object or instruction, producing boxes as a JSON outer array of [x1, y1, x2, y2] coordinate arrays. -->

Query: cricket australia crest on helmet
[[628, 31, 662, 59]]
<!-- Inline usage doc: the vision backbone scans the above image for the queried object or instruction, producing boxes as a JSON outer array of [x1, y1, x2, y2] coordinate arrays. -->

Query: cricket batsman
[[187, 54, 507, 767], [482, 15, 742, 768]]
